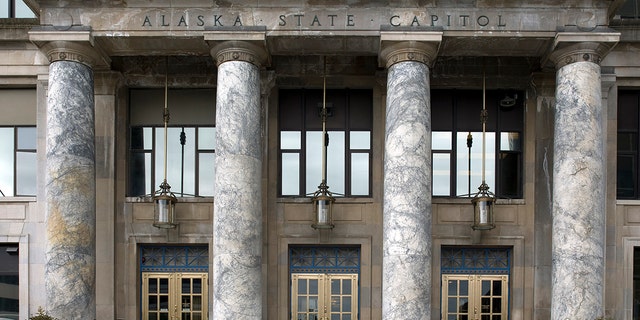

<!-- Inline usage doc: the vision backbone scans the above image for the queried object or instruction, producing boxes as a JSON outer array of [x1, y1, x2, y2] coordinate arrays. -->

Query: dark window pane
[[160, 278, 169, 294], [618, 0, 640, 18], [349, 90, 373, 130], [619, 133, 638, 153], [0, 244, 18, 315], [130, 127, 147, 150], [129, 152, 150, 196], [498, 151, 522, 198], [148, 279, 157, 293], [182, 278, 191, 294], [618, 155, 637, 198], [193, 278, 202, 294]]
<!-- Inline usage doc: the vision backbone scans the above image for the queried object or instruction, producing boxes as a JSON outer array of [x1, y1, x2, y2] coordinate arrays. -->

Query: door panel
[[292, 273, 358, 320], [442, 275, 508, 320], [143, 272, 208, 320]]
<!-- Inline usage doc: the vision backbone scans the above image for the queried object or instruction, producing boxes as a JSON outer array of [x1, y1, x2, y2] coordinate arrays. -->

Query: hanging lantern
[[471, 182, 495, 230], [153, 180, 177, 228], [312, 186, 335, 229]]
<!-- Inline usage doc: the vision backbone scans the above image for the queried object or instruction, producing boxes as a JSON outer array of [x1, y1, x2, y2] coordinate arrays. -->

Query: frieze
[[43, 7, 606, 33]]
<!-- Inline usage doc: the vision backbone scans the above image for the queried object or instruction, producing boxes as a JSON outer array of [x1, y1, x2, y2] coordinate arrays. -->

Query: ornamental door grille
[[291, 273, 359, 320], [442, 274, 508, 320]]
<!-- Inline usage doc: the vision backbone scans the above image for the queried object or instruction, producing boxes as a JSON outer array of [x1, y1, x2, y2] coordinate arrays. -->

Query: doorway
[[289, 246, 361, 320]]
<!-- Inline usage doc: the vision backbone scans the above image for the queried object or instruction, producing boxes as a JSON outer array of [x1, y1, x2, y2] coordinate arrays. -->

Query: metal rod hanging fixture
[[471, 68, 496, 230], [153, 57, 178, 229], [311, 56, 335, 230]]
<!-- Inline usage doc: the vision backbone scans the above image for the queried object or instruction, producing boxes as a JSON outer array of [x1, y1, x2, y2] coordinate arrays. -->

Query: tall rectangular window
[[128, 89, 215, 197], [432, 89, 524, 199], [279, 89, 373, 197], [618, 90, 640, 199], [0, 244, 19, 318]]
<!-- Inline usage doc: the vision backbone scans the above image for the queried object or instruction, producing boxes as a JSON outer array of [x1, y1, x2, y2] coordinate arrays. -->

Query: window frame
[[278, 89, 373, 198], [0, 125, 36, 197], [127, 125, 216, 197], [431, 89, 524, 199], [617, 89, 640, 199]]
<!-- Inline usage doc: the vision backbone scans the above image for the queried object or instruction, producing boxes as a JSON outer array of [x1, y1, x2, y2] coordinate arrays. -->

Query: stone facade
[[0, 1, 639, 319]]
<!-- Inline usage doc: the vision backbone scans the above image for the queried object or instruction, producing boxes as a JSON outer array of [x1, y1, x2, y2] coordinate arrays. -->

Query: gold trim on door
[[441, 274, 508, 320], [291, 273, 358, 320], [142, 272, 208, 320]]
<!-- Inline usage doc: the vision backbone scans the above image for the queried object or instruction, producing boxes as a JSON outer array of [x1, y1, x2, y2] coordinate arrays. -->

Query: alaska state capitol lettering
[[141, 13, 507, 28]]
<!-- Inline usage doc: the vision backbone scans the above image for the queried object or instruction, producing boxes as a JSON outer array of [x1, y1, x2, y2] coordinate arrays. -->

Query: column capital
[[545, 31, 619, 69], [204, 28, 270, 68], [29, 28, 110, 69], [378, 31, 442, 69]]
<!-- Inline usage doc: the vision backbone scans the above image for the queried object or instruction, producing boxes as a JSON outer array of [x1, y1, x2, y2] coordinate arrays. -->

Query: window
[[617, 0, 640, 19], [128, 89, 215, 197], [617, 90, 640, 199], [432, 89, 524, 198], [0, 89, 36, 197], [0, 244, 19, 318], [0, 0, 36, 18], [279, 89, 373, 197]]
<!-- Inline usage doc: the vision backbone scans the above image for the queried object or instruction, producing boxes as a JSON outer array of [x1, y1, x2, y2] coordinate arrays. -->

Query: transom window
[[432, 89, 524, 199], [127, 89, 215, 197], [279, 89, 373, 197]]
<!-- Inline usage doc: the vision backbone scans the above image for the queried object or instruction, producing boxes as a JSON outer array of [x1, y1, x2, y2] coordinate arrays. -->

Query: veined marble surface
[[45, 60, 96, 319], [213, 60, 263, 319], [552, 61, 604, 320], [382, 61, 432, 320]]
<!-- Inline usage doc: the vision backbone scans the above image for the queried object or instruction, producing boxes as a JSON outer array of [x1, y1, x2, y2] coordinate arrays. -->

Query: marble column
[[45, 50, 97, 318], [548, 41, 613, 320], [210, 41, 267, 320], [380, 39, 439, 320]]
